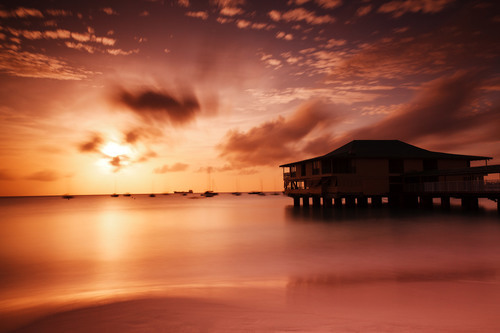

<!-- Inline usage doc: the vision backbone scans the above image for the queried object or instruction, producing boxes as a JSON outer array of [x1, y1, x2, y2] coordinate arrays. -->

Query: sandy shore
[[5, 280, 500, 332]]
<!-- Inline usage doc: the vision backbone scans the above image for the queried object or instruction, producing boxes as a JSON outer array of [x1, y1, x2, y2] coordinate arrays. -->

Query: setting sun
[[101, 142, 132, 158]]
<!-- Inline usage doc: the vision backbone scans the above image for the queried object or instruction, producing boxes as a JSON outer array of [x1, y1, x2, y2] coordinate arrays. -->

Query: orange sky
[[0, 0, 499, 196]]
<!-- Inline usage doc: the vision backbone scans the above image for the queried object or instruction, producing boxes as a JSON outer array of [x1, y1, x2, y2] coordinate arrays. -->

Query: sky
[[0, 0, 499, 196]]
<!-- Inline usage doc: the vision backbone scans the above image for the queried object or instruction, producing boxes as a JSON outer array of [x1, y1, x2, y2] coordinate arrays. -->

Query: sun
[[101, 141, 132, 158]]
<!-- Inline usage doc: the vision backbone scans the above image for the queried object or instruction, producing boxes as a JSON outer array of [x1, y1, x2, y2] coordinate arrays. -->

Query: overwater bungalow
[[280, 140, 500, 210]]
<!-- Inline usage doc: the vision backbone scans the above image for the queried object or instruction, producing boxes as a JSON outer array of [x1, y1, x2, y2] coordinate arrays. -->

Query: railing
[[405, 180, 500, 194]]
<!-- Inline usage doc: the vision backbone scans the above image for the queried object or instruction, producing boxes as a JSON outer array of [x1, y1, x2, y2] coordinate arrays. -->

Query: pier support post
[[462, 197, 478, 210], [302, 196, 310, 207], [312, 196, 321, 207], [403, 195, 418, 208], [333, 198, 343, 208], [357, 196, 368, 207], [440, 196, 450, 209], [371, 196, 382, 207], [388, 195, 401, 207], [345, 196, 356, 207], [420, 196, 433, 208], [323, 197, 332, 208], [293, 196, 300, 207]]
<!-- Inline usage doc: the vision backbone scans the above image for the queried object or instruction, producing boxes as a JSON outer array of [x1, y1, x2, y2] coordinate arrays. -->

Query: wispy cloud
[[25, 169, 60, 182], [0, 169, 16, 181], [186, 11, 209, 20], [154, 163, 189, 174], [0, 49, 96, 80], [218, 101, 341, 168], [330, 71, 500, 150], [378, 0, 454, 18], [269, 8, 335, 25]]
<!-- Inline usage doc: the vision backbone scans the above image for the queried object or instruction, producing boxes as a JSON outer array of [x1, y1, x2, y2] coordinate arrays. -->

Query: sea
[[1, 193, 499, 332]]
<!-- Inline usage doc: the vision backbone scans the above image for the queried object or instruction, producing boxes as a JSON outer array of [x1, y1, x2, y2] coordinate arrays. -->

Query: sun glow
[[101, 141, 132, 158]]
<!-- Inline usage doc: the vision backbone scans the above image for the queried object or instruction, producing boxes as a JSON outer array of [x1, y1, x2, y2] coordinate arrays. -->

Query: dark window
[[423, 159, 438, 171], [388, 159, 404, 173], [290, 165, 296, 177], [321, 159, 332, 174], [301, 163, 306, 176], [312, 161, 320, 175], [389, 176, 402, 183], [332, 159, 353, 173]]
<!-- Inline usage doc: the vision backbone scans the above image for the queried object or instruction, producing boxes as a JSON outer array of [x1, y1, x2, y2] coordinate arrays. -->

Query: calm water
[[1, 194, 500, 332]]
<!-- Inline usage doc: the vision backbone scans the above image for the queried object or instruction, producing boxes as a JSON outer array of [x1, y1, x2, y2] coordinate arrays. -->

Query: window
[[423, 159, 438, 171], [388, 159, 404, 173], [312, 160, 320, 175], [301, 163, 306, 176], [321, 159, 332, 174], [332, 159, 353, 173], [290, 165, 296, 177]]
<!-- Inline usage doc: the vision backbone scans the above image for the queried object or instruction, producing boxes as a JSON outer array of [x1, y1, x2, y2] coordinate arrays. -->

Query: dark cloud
[[329, 3, 500, 82], [115, 87, 201, 126], [25, 169, 60, 182], [0, 169, 16, 181], [336, 72, 500, 148], [78, 133, 103, 153], [218, 71, 500, 168], [218, 101, 341, 168], [154, 162, 189, 174]]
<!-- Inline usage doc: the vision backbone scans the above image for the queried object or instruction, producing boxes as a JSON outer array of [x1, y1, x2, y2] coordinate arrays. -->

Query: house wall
[[404, 159, 423, 173], [438, 159, 469, 169], [354, 159, 390, 195]]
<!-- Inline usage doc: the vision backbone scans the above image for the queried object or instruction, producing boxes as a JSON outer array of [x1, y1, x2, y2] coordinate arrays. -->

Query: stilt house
[[280, 140, 500, 209]]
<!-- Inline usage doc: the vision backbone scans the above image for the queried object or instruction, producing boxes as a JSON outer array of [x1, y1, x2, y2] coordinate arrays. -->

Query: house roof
[[279, 140, 491, 167]]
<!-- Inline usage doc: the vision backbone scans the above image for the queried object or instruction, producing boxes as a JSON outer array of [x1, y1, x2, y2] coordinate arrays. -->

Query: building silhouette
[[280, 140, 500, 210]]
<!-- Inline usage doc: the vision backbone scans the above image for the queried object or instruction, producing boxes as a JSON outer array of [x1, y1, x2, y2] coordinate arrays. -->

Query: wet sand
[[8, 280, 500, 333]]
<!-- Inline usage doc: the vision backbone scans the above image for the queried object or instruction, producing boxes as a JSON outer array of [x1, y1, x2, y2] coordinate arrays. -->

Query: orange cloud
[[378, 0, 454, 18], [25, 170, 60, 182], [218, 101, 341, 168], [154, 163, 189, 174]]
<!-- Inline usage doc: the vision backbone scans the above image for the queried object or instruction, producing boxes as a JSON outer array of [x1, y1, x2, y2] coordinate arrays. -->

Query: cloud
[[101, 7, 118, 15], [378, 0, 454, 17], [0, 169, 16, 181], [154, 163, 189, 174], [79, 133, 104, 153], [25, 170, 60, 182], [186, 11, 209, 20], [115, 87, 201, 126], [328, 6, 499, 83], [218, 101, 341, 167], [212, 0, 246, 16], [356, 5, 372, 17], [315, 0, 342, 9], [0, 49, 95, 80], [0, 7, 43, 18], [268, 8, 335, 25], [276, 31, 294, 40], [331, 72, 500, 151]]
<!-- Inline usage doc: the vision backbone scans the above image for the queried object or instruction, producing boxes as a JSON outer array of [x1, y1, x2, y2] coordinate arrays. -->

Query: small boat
[[62, 194, 74, 199], [174, 190, 193, 195], [111, 193, 119, 197], [201, 191, 218, 197], [248, 191, 264, 195], [231, 192, 242, 196], [123, 193, 131, 197], [149, 193, 156, 197]]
